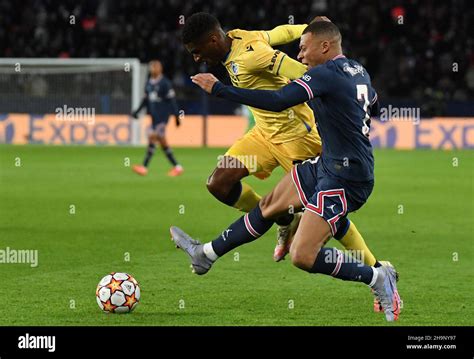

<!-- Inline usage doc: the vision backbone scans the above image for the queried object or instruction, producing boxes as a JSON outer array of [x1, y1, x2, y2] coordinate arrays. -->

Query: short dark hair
[[182, 12, 221, 44], [303, 21, 341, 41]]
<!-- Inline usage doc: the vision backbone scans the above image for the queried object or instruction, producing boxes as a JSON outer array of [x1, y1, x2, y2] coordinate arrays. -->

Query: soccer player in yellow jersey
[[182, 13, 382, 275]]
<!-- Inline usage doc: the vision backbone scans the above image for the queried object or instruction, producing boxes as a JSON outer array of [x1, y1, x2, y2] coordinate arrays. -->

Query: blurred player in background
[[182, 13, 381, 272], [131, 60, 184, 177]]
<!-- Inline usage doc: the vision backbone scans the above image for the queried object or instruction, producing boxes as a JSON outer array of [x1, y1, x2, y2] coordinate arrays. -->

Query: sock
[[275, 213, 294, 226], [310, 247, 374, 285], [368, 267, 379, 287], [143, 143, 156, 167], [209, 205, 274, 257], [233, 182, 262, 212], [162, 146, 179, 167], [335, 219, 377, 266], [203, 242, 219, 262]]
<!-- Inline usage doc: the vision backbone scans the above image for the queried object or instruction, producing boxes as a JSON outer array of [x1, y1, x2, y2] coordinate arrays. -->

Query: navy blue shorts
[[291, 157, 374, 236], [151, 116, 168, 137]]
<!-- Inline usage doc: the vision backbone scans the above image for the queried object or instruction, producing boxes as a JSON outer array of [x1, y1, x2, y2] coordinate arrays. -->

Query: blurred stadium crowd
[[1, 0, 472, 115]]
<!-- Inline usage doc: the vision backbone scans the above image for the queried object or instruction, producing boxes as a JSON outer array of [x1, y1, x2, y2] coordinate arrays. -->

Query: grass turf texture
[[0, 145, 472, 326]]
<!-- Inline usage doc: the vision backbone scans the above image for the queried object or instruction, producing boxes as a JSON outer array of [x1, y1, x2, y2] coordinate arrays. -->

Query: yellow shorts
[[225, 126, 322, 179]]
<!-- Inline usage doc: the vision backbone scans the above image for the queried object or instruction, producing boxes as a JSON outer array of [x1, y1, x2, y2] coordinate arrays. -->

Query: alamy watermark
[[325, 249, 365, 267], [0, 247, 38, 267], [55, 105, 95, 125], [380, 105, 420, 125], [18, 333, 55, 352], [217, 155, 257, 173]]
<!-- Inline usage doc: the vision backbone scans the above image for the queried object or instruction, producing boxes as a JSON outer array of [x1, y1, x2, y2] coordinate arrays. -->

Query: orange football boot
[[132, 165, 148, 176], [168, 165, 184, 177]]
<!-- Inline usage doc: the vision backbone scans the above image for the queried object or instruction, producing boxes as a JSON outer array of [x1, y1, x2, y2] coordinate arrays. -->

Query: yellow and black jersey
[[223, 25, 317, 143]]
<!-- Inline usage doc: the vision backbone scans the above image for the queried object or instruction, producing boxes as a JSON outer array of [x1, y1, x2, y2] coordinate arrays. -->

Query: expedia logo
[[0, 115, 15, 144], [370, 121, 397, 148]]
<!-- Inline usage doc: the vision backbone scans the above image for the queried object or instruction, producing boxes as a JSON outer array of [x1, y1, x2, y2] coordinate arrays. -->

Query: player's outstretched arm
[[263, 24, 307, 46], [263, 16, 331, 46], [191, 73, 308, 113]]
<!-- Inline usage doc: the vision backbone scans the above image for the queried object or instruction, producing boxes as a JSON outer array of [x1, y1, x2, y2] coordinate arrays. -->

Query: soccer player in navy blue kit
[[172, 21, 401, 321], [132, 60, 183, 177]]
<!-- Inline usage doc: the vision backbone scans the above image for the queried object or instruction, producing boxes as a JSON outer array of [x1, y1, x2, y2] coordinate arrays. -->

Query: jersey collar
[[149, 75, 163, 84], [332, 54, 346, 60], [222, 48, 232, 63], [222, 33, 235, 64]]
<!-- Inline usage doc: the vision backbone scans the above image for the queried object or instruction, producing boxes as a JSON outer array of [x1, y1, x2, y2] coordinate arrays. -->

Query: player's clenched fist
[[191, 73, 219, 94]]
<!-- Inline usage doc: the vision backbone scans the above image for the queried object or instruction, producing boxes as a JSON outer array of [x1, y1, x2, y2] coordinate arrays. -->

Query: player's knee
[[157, 136, 166, 147], [259, 193, 272, 216], [206, 176, 221, 197], [259, 192, 279, 219], [290, 245, 313, 271], [206, 173, 229, 201]]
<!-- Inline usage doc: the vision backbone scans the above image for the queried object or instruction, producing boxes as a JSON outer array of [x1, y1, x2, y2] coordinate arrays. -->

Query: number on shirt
[[356, 84, 370, 137]]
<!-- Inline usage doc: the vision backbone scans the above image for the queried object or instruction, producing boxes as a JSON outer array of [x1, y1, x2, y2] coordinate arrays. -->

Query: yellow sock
[[233, 182, 262, 212], [339, 221, 377, 266]]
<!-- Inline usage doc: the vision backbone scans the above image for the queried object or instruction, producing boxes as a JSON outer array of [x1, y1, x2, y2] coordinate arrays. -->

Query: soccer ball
[[96, 272, 140, 313]]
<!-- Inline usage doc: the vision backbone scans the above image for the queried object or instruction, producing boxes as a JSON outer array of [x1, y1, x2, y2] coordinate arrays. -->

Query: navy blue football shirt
[[144, 76, 179, 121]]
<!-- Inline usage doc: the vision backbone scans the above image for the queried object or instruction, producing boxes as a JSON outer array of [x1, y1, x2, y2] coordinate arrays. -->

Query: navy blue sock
[[310, 247, 374, 284], [275, 213, 294, 226], [143, 143, 156, 167], [211, 205, 274, 256], [162, 146, 178, 166]]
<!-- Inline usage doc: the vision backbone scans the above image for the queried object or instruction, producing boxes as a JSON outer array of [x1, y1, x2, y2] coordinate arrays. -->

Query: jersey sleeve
[[258, 24, 307, 46], [369, 90, 380, 117], [242, 42, 280, 73], [243, 42, 306, 79], [277, 55, 308, 80], [291, 65, 332, 100]]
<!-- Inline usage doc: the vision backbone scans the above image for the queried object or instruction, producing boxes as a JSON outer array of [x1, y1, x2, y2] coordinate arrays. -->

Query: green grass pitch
[[0, 145, 472, 326]]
